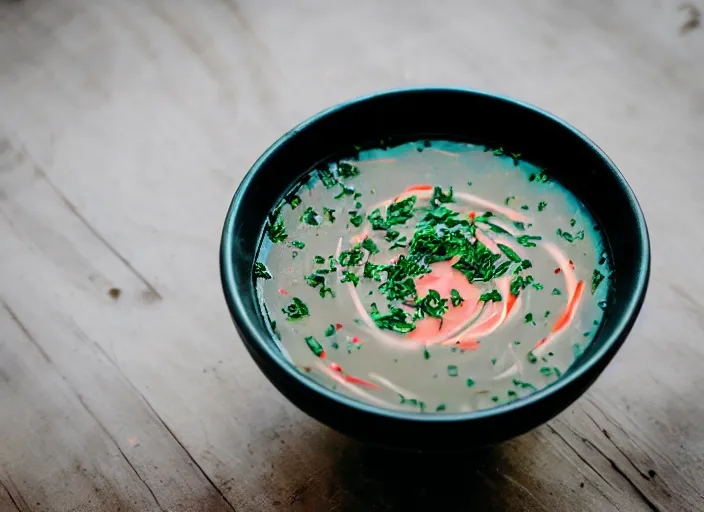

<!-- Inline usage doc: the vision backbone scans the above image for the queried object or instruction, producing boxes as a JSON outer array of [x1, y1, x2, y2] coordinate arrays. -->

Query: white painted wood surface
[[0, 0, 703, 510]]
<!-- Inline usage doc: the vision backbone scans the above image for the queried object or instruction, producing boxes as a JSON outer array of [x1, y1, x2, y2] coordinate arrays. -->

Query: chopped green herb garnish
[[514, 340, 521, 345], [323, 207, 336, 223], [513, 378, 538, 392], [513, 221, 526, 231], [435, 403, 446, 412], [491, 357, 497, 365], [554, 367, 562, 377], [539, 367, 553, 377], [516, 235, 542, 247], [423, 347, 430, 360], [592, 269, 605, 294], [537, 201, 547, 212], [498, 243, 521, 262], [480, 290, 502, 302], [544, 310, 550, 318], [430, 186, 454, 207], [505, 196, 515, 205], [291, 240, 305, 249], [282, 297, 309, 320], [527, 351, 537, 363], [253, 262, 272, 279], [300, 206, 321, 226], [317, 168, 337, 188], [341, 271, 359, 287], [521, 205, 529, 211], [552, 288, 561, 296], [451, 289, 464, 307], [510, 274, 535, 296], [324, 324, 336, 337], [285, 192, 302, 209], [447, 365, 459, 377], [583, 331, 591, 337], [467, 181, 472, 186], [315, 255, 326, 265], [334, 184, 356, 199], [349, 212, 364, 227], [266, 208, 288, 243], [466, 378, 475, 388], [556, 228, 585, 243], [529, 171, 549, 183], [573, 343, 583, 359], [532, 283, 544, 291], [416, 289, 449, 319], [305, 336, 325, 357], [304, 271, 335, 298], [369, 302, 416, 333], [337, 162, 360, 179], [331, 341, 339, 349], [361, 237, 380, 254], [570, 218, 576, 227], [525, 313, 535, 325], [507, 390, 519, 400], [355, 201, 363, 209], [369, 195, 417, 232], [338, 248, 365, 267], [491, 396, 500, 402]]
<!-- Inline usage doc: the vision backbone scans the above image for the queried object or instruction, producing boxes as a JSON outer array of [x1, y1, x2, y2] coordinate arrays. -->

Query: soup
[[253, 140, 610, 413]]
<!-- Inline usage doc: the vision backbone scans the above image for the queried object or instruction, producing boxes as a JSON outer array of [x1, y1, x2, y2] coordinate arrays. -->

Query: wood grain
[[0, 0, 703, 510]]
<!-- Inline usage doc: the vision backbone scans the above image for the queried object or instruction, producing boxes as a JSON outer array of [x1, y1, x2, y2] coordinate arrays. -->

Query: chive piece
[[507, 390, 519, 400], [521, 205, 529, 211], [447, 365, 459, 377], [583, 331, 591, 337], [544, 310, 550, 318], [291, 240, 305, 249], [315, 255, 326, 265], [323, 207, 336, 223], [451, 289, 464, 307], [423, 347, 430, 360], [317, 169, 338, 188], [337, 162, 360, 179], [305, 336, 324, 357], [266, 208, 288, 243], [466, 378, 475, 388], [532, 283, 544, 291], [341, 271, 359, 287], [361, 237, 380, 254], [525, 313, 535, 325], [324, 324, 336, 337], [480, 290, 502, 302], [557, 228, 585, 243], [539, 367, 553, 377], [253, 262, 272, 279], [493, 261, 512, 278], [527, 351, 537, 363], [349, 212, 363, 227], [513, 378, 538, 392], [516, 235, 542, 247], [285, 192, 302, 209], [282, 297, 309, 320], [498, 243, 521, 262], [300, 206, 321, 226], [592, 269, 605, 294]]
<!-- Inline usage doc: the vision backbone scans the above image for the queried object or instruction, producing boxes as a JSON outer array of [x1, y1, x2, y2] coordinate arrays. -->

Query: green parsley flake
[[556, 228, 585, 243], [435, 404, 446, 412], [527, 351, 538, 363], [369, 302, 415, 333], [315, 255, 326, 265], [324, 324, 336, 337], [480, 290, 502, 302], [291, 240, 305, 249], [552, 288, 561, 296], [349, 211, 363, 227], [592, 269, 605, 294], [305, 336, 325, 357], [266, 208, 287, 243], [416, 289, 449, 319], [285, 192, 302, 209], [341, 271, 359, 287], [300, 206, 321, 226], [317, 169, 338, 188], [361, 237, 380, 254], [570, 218, 576, 227], [525, 313, 535, 325], [516, 235, 542, 247], [323, 207, 336, 223], [537, 201, 548, 212], [253, 262, 272, 279], [498, 243, 521, 262], [466, 378, 475, 387], [447, 365, 459, 377], [337, 162, 360, 179], [423, 347, 430, 360], [282, 297, 309, 320], [451, 289, 464, 307]]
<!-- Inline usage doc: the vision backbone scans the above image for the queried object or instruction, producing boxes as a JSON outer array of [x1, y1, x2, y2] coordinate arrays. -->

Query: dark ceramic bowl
[[220, 88, 649, 452]]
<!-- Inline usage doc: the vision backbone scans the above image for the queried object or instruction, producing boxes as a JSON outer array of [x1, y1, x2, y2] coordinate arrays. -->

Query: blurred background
[[0, 1, 702, 510]]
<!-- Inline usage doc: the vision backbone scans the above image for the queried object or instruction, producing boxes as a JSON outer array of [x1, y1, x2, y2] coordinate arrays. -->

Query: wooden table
[[1, 1, 703, 510]]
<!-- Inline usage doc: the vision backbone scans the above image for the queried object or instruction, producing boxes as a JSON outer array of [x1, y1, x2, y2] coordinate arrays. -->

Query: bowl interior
[[221, 88, 649, 426]]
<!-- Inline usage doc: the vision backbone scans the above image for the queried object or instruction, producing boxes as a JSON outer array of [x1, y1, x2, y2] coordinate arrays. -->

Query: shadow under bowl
[[220, 87, 650, 452]]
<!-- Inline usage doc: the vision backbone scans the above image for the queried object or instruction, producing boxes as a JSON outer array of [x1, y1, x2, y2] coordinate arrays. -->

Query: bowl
[[220, 87, 650, 452]]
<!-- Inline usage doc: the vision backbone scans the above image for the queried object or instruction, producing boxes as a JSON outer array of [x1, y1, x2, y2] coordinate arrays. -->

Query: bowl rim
[[220, 86, 650, 423]]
